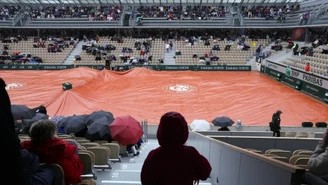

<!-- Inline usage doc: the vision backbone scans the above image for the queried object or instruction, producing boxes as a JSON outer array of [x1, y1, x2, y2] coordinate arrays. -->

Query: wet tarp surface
[[2, 67, 328, 126]]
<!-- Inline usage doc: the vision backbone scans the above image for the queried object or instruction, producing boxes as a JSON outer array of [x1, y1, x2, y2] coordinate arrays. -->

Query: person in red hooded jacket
[[21, 119, 83, 185], [141, 112, 212, 185]]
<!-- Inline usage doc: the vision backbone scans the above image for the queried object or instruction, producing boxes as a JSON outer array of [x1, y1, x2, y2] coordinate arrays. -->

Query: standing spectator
[[0, 78, 26, 185], [270, 110, 282, 137], [141, 112, 211, 185]]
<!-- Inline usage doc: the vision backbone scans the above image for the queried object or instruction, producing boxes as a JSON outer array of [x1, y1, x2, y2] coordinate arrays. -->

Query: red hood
[[21, 138, 76, 162], [157, 112, 188, 147]]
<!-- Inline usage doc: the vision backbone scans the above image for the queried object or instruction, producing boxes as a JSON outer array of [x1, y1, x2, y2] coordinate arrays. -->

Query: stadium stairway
[[63, 41, 84, 65], [247, 42, 276, 71], [164, 39, 176, 65], [96, 139, 211, 185]]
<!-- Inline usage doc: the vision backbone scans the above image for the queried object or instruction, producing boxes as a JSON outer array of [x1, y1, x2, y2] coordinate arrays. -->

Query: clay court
[[2, 67, 328, 126]]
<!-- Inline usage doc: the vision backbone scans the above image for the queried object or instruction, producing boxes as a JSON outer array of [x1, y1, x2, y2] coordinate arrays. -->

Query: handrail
[[12, 7, 26, 26], [310, 2, 328, 23]]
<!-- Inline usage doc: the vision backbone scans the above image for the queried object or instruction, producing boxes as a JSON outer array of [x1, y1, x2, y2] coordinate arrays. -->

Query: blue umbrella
[[212, 116, 234, 127]]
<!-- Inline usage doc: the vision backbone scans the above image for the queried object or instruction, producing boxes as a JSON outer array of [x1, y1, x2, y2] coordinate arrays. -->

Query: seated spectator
[[21, 149, 55, 185], [21, 120, 83, 185], [141, 112, 211, 185], [306, 127, 328, 184], [305, 63, 311, 72]]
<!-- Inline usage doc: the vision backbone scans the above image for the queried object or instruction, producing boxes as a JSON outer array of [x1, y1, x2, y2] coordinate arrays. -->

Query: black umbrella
[[212, 116, 234, 127], [57, 115, 76, 129], [85, 117, 113, 142], [64, 115, 88, 137], [11, 105, 35, 120], [21, 113, 49, 134], [85, 110, 114, 126]]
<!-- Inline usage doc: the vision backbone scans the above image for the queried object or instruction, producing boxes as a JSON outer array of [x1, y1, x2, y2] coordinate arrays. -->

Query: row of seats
[[247, 148, 312, 168]]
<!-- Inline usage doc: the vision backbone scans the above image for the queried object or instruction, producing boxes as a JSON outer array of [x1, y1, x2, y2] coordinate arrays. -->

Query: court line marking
[[114, 170, 141, 172], [101, 180, 211, 185]]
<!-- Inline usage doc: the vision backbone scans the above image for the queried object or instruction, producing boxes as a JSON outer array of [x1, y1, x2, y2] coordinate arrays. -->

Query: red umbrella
[[109, 115, 143, 146]]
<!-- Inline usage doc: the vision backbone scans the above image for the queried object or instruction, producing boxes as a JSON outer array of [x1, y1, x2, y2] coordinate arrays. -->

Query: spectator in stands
[[218, 126, 230, 131], [141, 112, 211, 185], [270, 110, 282, 137], [306, 127, 328, 184], [21, 149, 55, 185], [21, 119, 83, 185], [305, 63, 311, 72], [236, 120, 244, 131], [324, 65, 328, 77], [0, 78, 26, 185]]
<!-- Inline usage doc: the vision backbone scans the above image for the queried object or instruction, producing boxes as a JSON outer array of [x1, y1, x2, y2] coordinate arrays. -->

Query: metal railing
[[309, 2, 328, 24], [141, 120, 148, 142]]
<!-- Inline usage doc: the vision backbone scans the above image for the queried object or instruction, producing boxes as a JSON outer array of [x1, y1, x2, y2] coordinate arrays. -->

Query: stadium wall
[[0, 64, 252, 71]]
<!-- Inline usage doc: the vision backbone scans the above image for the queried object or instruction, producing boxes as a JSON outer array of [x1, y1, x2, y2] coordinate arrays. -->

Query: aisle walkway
[[164, 39, 176, 65], [63, 41, 85, 64], [95, 139, 211, 185]]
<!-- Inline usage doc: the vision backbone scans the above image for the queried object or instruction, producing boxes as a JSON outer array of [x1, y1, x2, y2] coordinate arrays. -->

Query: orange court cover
[[2, 67, 328, 126]]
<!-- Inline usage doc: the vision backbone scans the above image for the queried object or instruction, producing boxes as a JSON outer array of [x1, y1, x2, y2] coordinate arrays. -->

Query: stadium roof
[[1, 0, 304, 4]]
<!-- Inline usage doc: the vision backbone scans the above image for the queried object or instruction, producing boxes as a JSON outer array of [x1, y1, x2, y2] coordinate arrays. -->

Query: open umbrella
[[86, 110, 114, 126], [109, 115, 143, 146], [21, 113, 49, 134], [11, 105, 35, 120], [212, 116, 234, 127], [85, 117, 113, 142], [64, 115, 88, 137], [190, 119, 212, 131]]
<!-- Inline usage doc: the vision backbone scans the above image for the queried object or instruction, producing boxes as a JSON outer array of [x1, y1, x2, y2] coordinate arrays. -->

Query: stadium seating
[[0, 37, 76, 64], [175, 38, 269, 65], [76, 37, 165, 66], [282, 51, 328, 76]]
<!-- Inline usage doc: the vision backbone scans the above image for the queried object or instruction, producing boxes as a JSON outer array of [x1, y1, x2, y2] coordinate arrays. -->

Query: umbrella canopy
[[109, 115, 143, 146], [190, 119, 212, 131], [212, 116, 234, 127], [85, 117, 113, 142], [64, 115, 88, 137], [85, 110, 114, 126], [23, 113, 49, 127], [11, 105, 35, 120]]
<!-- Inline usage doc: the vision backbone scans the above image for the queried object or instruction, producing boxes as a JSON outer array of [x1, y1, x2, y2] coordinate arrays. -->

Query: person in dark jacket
[[270, 110, 282, 137], [21, 149, 55, 185], [0, 78, 26, 185], [141, 112, 212, 185]]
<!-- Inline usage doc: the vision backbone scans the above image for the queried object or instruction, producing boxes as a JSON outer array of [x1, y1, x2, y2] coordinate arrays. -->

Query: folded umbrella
[[85, 117, 113, 142], [212, 116, 234, 127], [11, 105, 35, 120], [190, 119, 212, 131], [110, 115, 143, 146], [64, 115, 88, 137]]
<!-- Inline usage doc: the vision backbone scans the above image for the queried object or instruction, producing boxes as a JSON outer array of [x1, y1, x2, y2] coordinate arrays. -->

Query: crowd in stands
[[0, 5, 21, 21], [241, 4, 298, 22], [30, 5, 122, 21], [135, 5, 227, 21]]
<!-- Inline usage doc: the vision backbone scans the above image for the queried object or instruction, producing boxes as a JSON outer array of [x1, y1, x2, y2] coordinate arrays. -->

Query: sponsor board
[[266, 61, 328, 89]]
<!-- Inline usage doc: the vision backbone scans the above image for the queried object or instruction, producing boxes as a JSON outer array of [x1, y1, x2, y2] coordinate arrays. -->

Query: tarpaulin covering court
[[2, 67, 328, 126]]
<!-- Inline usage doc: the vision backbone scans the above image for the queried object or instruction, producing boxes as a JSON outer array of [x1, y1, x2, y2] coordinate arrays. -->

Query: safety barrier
[[0, 64, 251, 71], [262, 60, 328, 103], [187, 132, 305, 185], [141, 120, 148, 143]]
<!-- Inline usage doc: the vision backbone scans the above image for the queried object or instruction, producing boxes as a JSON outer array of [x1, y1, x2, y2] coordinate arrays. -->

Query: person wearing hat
[[270, 110, 282, 137], [141, 112, 212, 185]]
